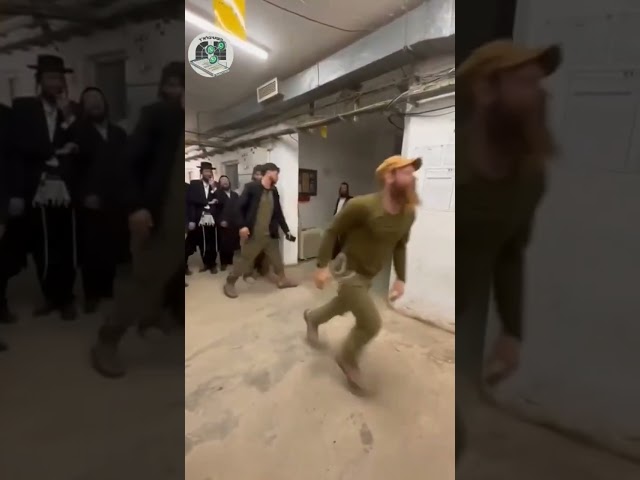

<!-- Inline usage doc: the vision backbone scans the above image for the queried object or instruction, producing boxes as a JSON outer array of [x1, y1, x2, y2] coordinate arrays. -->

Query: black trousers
[[30, 206, 77, 307], [164, 266, 185, 324], [217, 225, 238, 266], [185, 225, 217, 268], [79, 208, 117, 301], [0, 217, 27, 308]]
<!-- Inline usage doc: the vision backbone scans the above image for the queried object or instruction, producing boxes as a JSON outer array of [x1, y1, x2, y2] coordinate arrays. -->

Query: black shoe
[[210, 265, 218, 274], [0, 305, 17, 324], [91, 341, 125, 378], [60, 303, 77, 321], [199, 266, 209, 273], [220, 264, 227, 271], [185, 266, 192, 276]]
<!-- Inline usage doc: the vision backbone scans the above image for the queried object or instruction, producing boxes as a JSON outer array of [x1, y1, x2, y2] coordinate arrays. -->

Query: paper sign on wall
[[422, 167, 454, 211]]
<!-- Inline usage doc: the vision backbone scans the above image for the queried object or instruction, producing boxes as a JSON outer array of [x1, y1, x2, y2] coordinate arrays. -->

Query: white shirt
[[335, 197, 347, 215], [42, 99, 58, 141], [94, 122, 108, 141]]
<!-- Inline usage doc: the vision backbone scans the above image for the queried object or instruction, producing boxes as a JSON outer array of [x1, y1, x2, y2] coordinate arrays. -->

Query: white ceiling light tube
[[185, 9, 269, 60]]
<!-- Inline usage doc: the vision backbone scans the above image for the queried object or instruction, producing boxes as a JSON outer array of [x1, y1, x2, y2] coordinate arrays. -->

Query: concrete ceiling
[[0, 0, 179, 53], [185, 0, 423, 131]]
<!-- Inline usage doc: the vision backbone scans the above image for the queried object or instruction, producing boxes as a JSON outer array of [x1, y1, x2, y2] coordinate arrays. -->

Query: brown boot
[[243, 271, 258, 284], [277, 277, 298, 289], [33, 302, 56, 317], [91, 340, 125, 378], [335, 355, 366, 394], [303, 309, 320, 348], [223, 277, 239, 298]]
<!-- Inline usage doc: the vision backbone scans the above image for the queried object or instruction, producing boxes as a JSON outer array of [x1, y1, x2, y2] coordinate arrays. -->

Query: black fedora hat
[[199, 161, 213, 170], [28, 55, 73, 74]]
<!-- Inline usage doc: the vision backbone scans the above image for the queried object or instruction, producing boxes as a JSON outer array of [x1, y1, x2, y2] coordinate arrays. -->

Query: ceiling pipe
[[217, 81, 454, 153], [224, 68, 454, 142], [201, 0, 454, 135], [0, 0, 180, 54]]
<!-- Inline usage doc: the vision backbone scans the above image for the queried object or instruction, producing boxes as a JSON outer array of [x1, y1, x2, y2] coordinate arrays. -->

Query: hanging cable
[[261, 0, 370, 33]]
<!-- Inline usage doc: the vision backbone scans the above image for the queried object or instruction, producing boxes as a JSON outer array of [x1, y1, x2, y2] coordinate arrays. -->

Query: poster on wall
[[299, 168, 317, 196], [561, 70, 639, 173], [422, 167, 454, 212]]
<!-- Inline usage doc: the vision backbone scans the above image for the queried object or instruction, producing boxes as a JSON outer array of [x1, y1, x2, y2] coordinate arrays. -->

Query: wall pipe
[[215, 81, 455, 153]]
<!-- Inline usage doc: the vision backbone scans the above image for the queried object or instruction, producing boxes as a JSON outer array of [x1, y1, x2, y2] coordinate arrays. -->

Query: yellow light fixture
[[185, 9, 268, 60]]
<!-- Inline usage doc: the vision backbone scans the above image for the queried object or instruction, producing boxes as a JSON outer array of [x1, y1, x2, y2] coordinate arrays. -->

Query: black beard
[[41, 91, 57, 103], [89, 113, 106, 123]]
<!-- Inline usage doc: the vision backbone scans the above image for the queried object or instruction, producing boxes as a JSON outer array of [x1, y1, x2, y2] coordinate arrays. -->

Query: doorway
[[223, 161, 239, 189]]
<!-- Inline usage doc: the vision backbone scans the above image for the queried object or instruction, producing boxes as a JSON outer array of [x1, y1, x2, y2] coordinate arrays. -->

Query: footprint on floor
[[360, 422, 374, 451]]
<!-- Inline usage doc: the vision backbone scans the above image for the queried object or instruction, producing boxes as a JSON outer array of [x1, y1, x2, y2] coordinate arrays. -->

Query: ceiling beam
[[0, 4, 94, 23], [0, 0, 180, 54], [202, 0, 454, 135]]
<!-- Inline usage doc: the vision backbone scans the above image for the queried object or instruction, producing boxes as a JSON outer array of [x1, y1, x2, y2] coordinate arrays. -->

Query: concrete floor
[[185, 261, 455, 480], [1, 266, 184, 480], [3, 261, 639, 479]]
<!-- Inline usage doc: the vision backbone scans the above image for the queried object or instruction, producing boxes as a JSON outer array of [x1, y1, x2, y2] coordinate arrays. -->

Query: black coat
[[10, 96, 78, 202], [71, 120, 128, 207], [119, 101, 183, 224], [0, 104, 12, 224], [185, 183, 189, 230], [237, 181, 290, 239], [213, 188, 240, 226], [333, 195, 352, 215], [186, 179, 215, 224]]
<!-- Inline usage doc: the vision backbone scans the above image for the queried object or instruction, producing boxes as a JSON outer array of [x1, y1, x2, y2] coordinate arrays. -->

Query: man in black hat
[[10, 54, 80, 320], [185, 161, 218, 274], [212, 175, 240, 270], [73, 87, 128, 313], [90, 61, 185, 377], [223, 162, 297, 298], [159, 61, 184, 106]]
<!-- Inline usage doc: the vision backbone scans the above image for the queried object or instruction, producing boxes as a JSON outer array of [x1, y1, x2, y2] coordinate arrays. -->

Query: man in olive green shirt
[[223, 162, 297, 298], [305, 155, 420, 392], [456, 40, 561, 462]]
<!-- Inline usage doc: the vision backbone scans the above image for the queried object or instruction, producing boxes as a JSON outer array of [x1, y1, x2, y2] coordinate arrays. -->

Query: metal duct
[[204, 0, 455, 135], [217, 80, 455, 152]]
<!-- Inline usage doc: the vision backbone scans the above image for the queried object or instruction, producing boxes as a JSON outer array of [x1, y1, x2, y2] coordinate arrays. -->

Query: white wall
[[297, 116, 400, 229], [491, 0, 640, 455], [391, 94, 455, 331], [193, 136, 300, 266], [0, 20, 183, 130]]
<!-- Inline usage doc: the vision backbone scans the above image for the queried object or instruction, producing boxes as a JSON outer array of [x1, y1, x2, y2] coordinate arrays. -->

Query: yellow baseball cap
[[376, 155, 422, 179], [458, 39, 562, 81]]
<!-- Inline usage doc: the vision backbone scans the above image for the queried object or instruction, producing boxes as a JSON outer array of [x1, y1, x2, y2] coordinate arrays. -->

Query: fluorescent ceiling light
[[185, 9, 269, 60]]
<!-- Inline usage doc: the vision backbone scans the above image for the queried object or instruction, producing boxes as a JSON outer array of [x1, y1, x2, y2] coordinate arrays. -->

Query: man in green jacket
[[455, 40, 561, 461], [304, 155, 419, 392]]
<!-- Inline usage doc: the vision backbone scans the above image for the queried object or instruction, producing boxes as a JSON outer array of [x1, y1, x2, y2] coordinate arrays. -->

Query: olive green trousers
[[307, 275, 381, 367], [229, 235, 284, 279]]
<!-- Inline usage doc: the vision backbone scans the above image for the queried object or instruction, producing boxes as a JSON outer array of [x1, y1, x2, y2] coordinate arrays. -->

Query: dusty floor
[[185, 261, 455, 480], [1, 266, 184, 480], [2, 261, 639, 480]]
